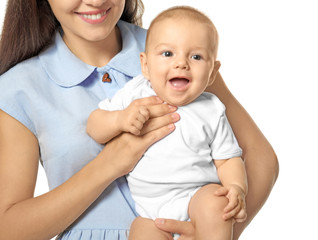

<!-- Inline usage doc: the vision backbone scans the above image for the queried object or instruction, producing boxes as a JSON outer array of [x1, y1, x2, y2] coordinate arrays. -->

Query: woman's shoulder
[[117, 20, 147, 42], [118, 20, 147, 33], [0, 55, 45, 86], [0, 56, 46, 135]]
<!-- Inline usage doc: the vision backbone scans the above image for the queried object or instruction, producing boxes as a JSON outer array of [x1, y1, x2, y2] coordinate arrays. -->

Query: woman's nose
[[83, 0, 107, 7]]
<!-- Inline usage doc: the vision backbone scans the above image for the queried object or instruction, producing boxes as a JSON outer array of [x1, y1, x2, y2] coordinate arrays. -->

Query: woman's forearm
[[0, 105, 176, 240], [0, 110, 122, 240], [0, 147, 119, 240]]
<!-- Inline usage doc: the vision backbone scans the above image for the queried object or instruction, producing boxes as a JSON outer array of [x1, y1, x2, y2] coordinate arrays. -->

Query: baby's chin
[[161, 97, 193, 107]]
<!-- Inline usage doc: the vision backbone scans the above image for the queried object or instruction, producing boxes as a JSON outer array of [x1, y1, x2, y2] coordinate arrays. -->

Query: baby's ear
[[208, 61, 221, 86], [140, 52, 150, 79]]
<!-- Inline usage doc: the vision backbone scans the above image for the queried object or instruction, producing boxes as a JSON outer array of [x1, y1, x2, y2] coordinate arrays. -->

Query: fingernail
[[171, 113, 179, 120], [167, 124, 175, 130], [168, 105, 177, 110]]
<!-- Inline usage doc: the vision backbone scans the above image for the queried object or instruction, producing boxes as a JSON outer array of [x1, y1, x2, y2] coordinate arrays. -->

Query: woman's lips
[[76, 9, 110, 24]]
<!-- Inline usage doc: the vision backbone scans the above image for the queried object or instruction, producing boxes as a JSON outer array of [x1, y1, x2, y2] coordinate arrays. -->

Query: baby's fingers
[[224, 194, 239, 213], [223, 203, 241, 221], [129, 125, 142, 135], [223, 197, 241, 220], [234, 208, 247, 223], [214, 187, 228, 197], [137, 106, 150, 123]]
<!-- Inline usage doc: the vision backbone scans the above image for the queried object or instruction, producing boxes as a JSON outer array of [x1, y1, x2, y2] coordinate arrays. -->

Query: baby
[[87, 6, 247, 240]]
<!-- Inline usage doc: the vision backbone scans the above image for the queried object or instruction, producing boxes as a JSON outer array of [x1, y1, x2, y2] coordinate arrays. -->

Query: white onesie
[[99, 75, 242, 221]]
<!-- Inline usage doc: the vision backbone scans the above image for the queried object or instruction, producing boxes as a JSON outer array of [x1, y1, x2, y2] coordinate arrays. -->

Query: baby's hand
[[214, 184, 247, 223], [120, 103, 150, 135]]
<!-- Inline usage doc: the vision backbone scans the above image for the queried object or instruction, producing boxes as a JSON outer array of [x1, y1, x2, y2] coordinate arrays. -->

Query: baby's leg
[[129, 217, 173, 240], [188, 184, 234, 240]]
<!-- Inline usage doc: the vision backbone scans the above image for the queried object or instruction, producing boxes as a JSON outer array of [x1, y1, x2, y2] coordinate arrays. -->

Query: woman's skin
[[0, 99, 179, 240], [48, 0, 126, 67], [0, 1, 181, 239], [0, 0, 278, 239], [209, 72, 279, 239]]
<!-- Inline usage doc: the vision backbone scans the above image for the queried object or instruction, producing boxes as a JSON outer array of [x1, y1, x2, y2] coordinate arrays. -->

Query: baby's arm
[[87, 103, 150, 144], [214, 157, 248, 222]]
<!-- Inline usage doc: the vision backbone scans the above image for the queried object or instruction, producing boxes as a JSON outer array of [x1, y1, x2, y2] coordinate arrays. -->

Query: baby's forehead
[[145, 7, 219, 54], [147, 17, 218, 53], [153, 15, 215, 31]]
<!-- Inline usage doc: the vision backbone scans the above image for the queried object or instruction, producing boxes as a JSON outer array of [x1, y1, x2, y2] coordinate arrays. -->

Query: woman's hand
[[119, 96, 179, 136], [154, 218, 195, 240], [103, 96, 180, 176], [132, 96, 179, 135]]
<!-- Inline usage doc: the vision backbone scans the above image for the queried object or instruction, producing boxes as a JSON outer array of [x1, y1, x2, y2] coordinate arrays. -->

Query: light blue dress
[[0, 20, 146, 239]]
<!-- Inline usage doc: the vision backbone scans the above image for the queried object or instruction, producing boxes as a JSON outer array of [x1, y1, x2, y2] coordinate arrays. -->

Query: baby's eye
[[162, 51, 173, 57], [191, 55, 202, 60]]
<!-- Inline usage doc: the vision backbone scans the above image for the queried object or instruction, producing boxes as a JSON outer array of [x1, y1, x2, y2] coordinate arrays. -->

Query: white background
[[1, 0, 318, 239]]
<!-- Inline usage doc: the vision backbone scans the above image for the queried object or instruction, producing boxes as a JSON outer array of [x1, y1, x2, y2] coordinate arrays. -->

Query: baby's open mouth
[[169, 78, 190, 89]]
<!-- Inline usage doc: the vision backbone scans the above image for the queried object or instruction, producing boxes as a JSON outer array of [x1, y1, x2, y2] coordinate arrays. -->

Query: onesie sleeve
[[210, 101, 242, 160], [98, 74, 149, 111], [98, 85, 130, 111]]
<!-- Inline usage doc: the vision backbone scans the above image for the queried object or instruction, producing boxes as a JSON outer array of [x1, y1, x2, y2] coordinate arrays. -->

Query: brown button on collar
[[102, 72, 112, 83]]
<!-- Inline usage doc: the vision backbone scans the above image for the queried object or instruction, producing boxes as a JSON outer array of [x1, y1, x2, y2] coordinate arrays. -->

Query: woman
[[0, 0, 278, 239]]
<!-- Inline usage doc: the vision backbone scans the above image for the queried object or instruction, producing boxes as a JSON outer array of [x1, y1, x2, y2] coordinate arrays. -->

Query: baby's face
[[141, 18, 218, 106]]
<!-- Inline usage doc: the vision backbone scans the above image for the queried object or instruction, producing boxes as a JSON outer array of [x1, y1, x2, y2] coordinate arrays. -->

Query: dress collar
[[39, 21, 146, 87]]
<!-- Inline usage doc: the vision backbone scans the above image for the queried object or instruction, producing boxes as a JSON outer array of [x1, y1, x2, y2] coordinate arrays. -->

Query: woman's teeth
[[81, 11, 107, 20]]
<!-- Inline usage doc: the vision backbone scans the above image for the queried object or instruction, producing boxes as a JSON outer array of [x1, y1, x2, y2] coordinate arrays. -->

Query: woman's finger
[[133, 96, 163, 106], [141, 113, 180, 135], [141, 124, 176, 147], [105, 123, 175, 175], [147, 104, 177, 118], [155, 218, 195, 239]]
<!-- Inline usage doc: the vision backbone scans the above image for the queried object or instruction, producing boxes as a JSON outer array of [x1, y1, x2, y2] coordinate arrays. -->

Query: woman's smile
[[76, 9, 110, 24]]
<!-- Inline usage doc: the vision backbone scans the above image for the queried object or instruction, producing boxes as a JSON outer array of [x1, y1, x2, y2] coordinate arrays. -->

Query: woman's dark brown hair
[[0, 0, 144, 75]]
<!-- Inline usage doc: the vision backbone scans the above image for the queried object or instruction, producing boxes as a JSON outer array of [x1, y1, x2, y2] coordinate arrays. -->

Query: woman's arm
[[207, 72, 278, 220], [87, 97, 164, 143], [0, 106, 178, 240], [87, 97, 176, 144], [0, 111, 119, 240], [155, 72, 279, 239], [207, 73, 279, 238]]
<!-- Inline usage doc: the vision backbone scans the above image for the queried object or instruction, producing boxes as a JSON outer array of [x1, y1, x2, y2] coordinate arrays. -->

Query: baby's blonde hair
[[145, 6, 219, 57]]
